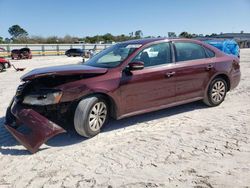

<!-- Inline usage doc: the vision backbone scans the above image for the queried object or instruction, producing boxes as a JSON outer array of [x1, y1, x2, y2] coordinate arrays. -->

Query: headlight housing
[[23, 90, 62, 106]]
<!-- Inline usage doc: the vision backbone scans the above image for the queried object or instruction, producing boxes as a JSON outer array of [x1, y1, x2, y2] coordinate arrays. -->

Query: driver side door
[[120, 42, 176, 115]]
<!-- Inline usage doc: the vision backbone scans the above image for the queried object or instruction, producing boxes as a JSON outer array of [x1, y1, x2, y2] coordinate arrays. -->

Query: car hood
[[21, 64, 108, 81]]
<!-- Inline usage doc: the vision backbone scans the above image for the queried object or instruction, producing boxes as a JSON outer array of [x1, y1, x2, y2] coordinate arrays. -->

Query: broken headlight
[[23, 90, 62, 106]]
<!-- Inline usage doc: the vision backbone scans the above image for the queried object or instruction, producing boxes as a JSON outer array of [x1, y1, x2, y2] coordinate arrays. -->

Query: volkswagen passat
[[5, 38, 241, 153]]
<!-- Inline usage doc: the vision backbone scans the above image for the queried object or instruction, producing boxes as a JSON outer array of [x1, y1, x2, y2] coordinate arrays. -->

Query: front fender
[[55, 72, 122, 118]]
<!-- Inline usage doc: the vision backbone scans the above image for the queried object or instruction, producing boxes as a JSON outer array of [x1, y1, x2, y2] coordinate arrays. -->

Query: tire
[[66, 54, 71, 57], [203, 77, 228, 107], [74, 96, 108, 138], [4, 63, 10, 69], [0, 64, 4, 72]]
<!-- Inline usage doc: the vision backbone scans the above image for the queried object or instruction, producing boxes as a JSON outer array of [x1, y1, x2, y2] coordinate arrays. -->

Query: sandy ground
[[0, 51, 250, 188]]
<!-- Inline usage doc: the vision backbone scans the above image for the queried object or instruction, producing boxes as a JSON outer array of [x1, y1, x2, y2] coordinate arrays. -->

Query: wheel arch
[[206, 73, 231, 93], [213, 74, 231, 91], [76, 92, 118, 119]]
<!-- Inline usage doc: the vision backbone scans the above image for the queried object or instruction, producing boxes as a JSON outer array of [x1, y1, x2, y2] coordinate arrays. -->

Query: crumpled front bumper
[[5, 100, 66, 153]]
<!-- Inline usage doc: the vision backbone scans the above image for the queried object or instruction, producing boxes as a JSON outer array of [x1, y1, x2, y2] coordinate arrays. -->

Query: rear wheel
[[203, 78, 227, 106], [74, 96, 108, 137]]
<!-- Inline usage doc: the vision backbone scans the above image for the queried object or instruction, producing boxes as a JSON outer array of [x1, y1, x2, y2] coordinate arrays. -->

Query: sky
[[0, 0, 250, 38]]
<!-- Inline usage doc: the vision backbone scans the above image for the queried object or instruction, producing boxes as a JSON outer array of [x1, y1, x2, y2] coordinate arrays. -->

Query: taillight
[[233, 60, 240, 70]]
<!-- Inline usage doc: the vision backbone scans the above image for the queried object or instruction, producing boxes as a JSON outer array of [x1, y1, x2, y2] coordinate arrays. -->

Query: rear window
[[175, 42, 206, 62]]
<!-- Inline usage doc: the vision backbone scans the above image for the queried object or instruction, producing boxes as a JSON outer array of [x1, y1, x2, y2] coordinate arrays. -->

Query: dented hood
[[21, 64, 108, 81]]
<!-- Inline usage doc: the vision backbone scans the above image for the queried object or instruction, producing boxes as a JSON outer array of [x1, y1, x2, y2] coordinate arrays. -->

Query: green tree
[[179, 32, 193, 38], [210, 33, 218, 37], [0, 36, 4, 43], [168, 32, 177, 38], [135, 30, 143, 38], [46, 36, 59, 44], [28, 36, 46, 44], [103, 33, 114, 42], [8, 25, 28, 39], [4, 38, 11, 43], [63, 35, 78, 43]]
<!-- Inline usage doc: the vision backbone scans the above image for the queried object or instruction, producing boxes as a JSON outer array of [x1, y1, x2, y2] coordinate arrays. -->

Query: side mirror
[[128, 61, 144, 71]]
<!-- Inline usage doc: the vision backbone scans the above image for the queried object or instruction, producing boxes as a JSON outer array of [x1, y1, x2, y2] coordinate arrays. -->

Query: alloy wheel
[[88, 102, 107, 131], [211, 81, 226, 103]]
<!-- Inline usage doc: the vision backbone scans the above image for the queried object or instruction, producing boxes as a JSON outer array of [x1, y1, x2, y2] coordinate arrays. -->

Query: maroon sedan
[[5, 38, 240, 153]]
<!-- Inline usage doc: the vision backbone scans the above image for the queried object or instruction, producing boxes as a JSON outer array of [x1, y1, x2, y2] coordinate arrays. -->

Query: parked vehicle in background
[[11, 48, 32, 59], [65, 48, 87, 57], [5, 38, 241, 153], [0, 48, 11, 72], [82, 46, 98, 62], [0, 57, 11, 72]]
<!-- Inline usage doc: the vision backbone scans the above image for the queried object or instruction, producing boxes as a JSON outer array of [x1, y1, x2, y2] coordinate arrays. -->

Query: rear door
[[173, 41, 216, 101], [120, 42, 177, 114]]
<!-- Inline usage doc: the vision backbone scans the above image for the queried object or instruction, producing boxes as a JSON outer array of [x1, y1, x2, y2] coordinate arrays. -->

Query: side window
[[175, 42, 206, 62], [133, 43, 172, 67], [204, 47, 215, 58]]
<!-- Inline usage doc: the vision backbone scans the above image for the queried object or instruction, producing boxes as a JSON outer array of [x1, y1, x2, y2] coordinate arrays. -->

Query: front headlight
[[23, 91, 62, 106]]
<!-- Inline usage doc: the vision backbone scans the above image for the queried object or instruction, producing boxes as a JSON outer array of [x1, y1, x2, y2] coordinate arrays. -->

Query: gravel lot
[[0, 51, 250, 188]]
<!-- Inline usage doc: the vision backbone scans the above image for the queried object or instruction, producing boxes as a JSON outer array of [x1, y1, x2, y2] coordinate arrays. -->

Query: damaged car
[[0, 57, 11, 72], [11, 48, 32, 60], [0, 48, 11, 72], [5, 38, 241, 153]]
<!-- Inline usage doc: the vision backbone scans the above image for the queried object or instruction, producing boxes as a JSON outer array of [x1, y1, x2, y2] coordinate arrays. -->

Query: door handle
[[165, 71, 176, 78], [206, 64, 214, 71]]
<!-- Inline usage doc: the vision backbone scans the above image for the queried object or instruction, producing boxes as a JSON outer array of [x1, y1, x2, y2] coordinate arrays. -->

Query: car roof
[[120, 38, 166, 45], [119, 38, 204, 45], [20, 48, 30, 51]]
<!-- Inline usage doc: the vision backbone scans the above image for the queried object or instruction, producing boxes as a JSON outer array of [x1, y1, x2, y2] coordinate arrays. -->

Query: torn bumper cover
[[5, 101, 66, 153]]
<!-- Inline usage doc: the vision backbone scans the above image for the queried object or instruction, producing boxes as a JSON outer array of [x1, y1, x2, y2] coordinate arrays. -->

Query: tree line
[[0, 25, 219, 44]]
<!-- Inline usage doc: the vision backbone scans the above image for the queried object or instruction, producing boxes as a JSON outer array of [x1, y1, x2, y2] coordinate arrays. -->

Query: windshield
[[84, 43, 141, 68]]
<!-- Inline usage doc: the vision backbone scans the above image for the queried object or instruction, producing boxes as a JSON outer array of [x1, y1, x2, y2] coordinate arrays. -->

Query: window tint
[[133, 43, 172, 67], [175, 42, 206, 61], [204, 47, 215, 58]]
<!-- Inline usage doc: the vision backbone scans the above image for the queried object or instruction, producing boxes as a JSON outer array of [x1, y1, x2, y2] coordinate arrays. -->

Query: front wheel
[[203, 78, 228, 107], [74, 96, 108, 138]]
